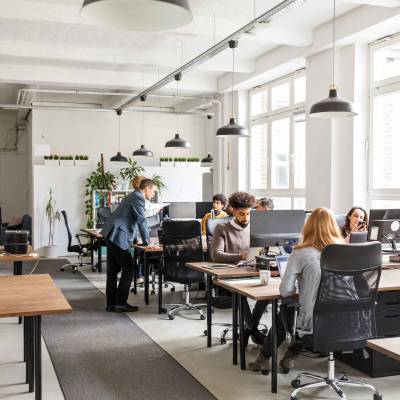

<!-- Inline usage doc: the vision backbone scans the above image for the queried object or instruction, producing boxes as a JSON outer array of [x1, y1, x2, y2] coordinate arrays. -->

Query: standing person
[[201, 193, 228, 234], [341, 206, 368, 242], [102, 178, 159, 312], [211, 191, 266, 345], [248, 207, 344, 374]]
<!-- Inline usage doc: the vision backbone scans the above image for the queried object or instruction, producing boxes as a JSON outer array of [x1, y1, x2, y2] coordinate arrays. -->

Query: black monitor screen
[[250, 210, 305, 247], [368, 209, 400, 243], [195, 202, 213, 219]]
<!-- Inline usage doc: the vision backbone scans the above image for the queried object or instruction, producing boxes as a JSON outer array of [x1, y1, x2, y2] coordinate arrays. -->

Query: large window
[[249, 71, 306, 209], [370, 36, 400, 207]]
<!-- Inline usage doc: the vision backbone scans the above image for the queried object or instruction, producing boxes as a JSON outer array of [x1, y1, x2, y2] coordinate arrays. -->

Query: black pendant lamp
[[80, 0, 193, 32], [309, 0, 357, 118], [216, 40, 249, 137], [133, 95, 154, 157], [165, 73, 191, 148], [201, 153, 213, 163], [110, 110, 128, 162]]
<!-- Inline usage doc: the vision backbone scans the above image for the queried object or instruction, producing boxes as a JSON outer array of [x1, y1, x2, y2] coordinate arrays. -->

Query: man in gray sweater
[[211, 191, 267, 345]]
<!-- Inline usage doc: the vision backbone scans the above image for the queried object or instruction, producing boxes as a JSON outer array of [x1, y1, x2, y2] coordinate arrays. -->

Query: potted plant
[[187, 157, 200, 167], [174, 157, 187, 167], [60, 155, 74, 166], [44, 155, 59, 166], [75, 154, 89, 166], [160, 157, 174, 167], [43, 189, 61, 258], [119, 157, 144, 189]]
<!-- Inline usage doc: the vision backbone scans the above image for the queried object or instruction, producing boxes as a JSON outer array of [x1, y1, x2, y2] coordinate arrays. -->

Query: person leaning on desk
[[210, 191, 267, 346], [248, 207, 345, 375], [101, 178, 159, 313]]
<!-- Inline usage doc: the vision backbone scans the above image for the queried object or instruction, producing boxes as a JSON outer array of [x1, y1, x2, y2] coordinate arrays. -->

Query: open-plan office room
[[2, 0, 400, 399]]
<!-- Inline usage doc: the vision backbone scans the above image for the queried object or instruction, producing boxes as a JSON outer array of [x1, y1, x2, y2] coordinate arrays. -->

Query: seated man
[[210, 191, 267, 345], [255, 197, 274, 211], [201, 193, 228, 234]]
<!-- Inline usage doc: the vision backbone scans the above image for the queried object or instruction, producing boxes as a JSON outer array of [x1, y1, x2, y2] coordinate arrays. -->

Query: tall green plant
[[119, 157, 144, 186], [45, 189, 60, 246], [151, 174, 166, 195], [85, 155, 116, 227]]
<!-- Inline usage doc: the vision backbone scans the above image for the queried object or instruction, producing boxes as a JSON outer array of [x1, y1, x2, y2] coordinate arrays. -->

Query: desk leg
[[90, 236, 94, 266], [97, 239, 102, 273], [158, 256, 166, 314], [132, 248, 137, 295], [15, 261, 22, 323], [206, 274, 212, 347], [34, 316, 42, 400], [232, 293, 238, 365], [144, 252, 149, 305], [25, 317, 34, 392], [239, 295, 246, 370], [271, 299, 278, 393], [23, 317, 27, 364]]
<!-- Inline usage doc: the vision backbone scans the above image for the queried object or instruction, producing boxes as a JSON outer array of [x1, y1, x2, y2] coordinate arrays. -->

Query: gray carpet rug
[[29, 259, 216, 400]]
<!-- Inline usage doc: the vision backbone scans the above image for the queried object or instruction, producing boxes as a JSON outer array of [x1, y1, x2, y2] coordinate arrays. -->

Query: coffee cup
[[260, 270, 271, 286]]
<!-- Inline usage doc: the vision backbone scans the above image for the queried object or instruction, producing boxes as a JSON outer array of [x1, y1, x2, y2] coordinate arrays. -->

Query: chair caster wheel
[[91, 266, 97, 272], [290, 397, 298, 400], [170, 287, 175, 292], [220, 338, 227, 344], [151, 291, 155, 295], [374, 393, 383, 400], [161, 308, 167, 314], [203, 330, 207, 336], [60, 268, 64, 272], [200, 314, 205, 320], [168, 315, 174, 320], [291, 379, 301, 389], [73, 269, 77, 273]]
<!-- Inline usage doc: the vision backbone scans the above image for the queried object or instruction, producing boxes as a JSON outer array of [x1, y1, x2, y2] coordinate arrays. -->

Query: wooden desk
[[214, 268, 400, 394], [0, 245, 39, 275], [368, 338, 400, 363], [81, 228, 103, 272], [186, 262, 259, 348], [0, 274, 72, 400]]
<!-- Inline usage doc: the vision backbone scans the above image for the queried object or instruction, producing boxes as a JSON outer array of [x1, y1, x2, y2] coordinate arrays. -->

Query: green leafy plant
[[85, 155, 116, 227], [44, 155, 49, 160], [53, 155, 59, 160], [45, 189, 61, 246], [119, 157, 144, 184], [151, 174, 166, 194]]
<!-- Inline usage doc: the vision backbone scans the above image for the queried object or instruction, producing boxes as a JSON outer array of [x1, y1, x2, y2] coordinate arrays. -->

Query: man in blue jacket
[[102, 178, 159, 312]]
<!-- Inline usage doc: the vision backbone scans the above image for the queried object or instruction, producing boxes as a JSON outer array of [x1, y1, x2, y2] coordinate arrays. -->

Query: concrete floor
[[0, 259, 399, 399]]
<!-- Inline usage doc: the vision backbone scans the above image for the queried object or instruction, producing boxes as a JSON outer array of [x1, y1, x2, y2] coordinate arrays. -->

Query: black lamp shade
[[110, 151, 128, 162], [216, 117, 249, 137], [132, 144, 154, 157], [165, 134, 191, 148], [81, 0, 193, 31], [310, 87, 358, 118], [201, 153, 213, 163]]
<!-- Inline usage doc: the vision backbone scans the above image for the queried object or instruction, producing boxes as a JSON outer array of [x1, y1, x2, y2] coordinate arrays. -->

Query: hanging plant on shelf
[[119, 157, 145, 189], [85, 154, 116, 228]]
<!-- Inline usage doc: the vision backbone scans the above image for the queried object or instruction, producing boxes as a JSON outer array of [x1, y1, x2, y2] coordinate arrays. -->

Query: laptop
[[275, 255, 289, 277], [349, 232, 368, 243]]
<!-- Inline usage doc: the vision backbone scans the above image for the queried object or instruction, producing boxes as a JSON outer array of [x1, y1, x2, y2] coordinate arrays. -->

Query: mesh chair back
[[162, 219, 205, 285], [312, 242, 382, 353], [205, 217, 232, 260], [61, 210, 73, 252]]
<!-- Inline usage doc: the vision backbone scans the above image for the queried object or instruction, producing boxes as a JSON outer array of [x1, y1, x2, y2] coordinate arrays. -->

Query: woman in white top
[[248, 207, 344, 375], [340, 206, 368, 243]]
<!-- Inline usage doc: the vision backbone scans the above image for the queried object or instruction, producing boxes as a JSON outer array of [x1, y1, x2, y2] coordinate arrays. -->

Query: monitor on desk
[[168, 202, 196, 219], [250, 210, 305, 248], [368, 209, 400, 250], [195, 202, 213, 219]]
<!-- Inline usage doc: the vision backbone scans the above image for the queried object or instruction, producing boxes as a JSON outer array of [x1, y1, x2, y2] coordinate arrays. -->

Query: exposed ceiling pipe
[[0, 103, 210, 116], [116, 0, 306, 111], [16, 88, 212, 106]]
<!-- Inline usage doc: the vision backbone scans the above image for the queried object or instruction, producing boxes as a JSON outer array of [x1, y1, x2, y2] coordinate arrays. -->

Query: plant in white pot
[[43, 189, 61, 258]]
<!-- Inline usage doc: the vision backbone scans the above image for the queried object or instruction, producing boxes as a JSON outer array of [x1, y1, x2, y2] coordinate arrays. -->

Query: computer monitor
[[168, 202, 196, 219], [368, 209, 400, 246], [195, 202, 213, 219], [250, 210, 305, 248]]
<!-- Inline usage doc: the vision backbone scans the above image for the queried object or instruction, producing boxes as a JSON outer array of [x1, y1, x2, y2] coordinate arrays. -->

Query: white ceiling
[[0, 0, 397, 109]]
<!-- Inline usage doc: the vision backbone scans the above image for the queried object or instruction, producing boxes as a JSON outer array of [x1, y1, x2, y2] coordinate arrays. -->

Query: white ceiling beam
[[218, 4, 400, 92]]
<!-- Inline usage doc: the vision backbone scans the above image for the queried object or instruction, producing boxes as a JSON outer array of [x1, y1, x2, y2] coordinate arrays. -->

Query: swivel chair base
[[60, 254, 96, 273], [290, 352, 382, 400], [167, 285, 206, 320]]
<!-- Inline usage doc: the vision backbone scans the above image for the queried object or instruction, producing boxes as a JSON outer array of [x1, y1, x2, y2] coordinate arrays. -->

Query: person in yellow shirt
[[201, 193, 228, 234]]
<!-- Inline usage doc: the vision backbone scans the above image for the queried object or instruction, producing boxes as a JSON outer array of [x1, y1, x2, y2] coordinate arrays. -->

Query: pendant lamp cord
[[141, 68, 145, 144], [332, 0, 336, 86], [118, 112, 121, 151], [231, 45, 235, 117]]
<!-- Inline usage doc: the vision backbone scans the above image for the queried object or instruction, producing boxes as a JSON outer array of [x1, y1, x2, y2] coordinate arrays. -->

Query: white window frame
[[369, 34, 400, 208], [248, 70, 306, 209]]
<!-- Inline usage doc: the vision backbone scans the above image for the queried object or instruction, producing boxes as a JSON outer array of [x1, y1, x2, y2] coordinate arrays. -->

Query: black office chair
[[290, 242, 383, 400], [96, 207, 111, 228], [162, 219, 206, 320], [60, 210, 96, 273]]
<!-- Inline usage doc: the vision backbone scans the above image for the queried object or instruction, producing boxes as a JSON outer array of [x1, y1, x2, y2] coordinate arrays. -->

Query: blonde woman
[[249, 207, 344, 375]]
